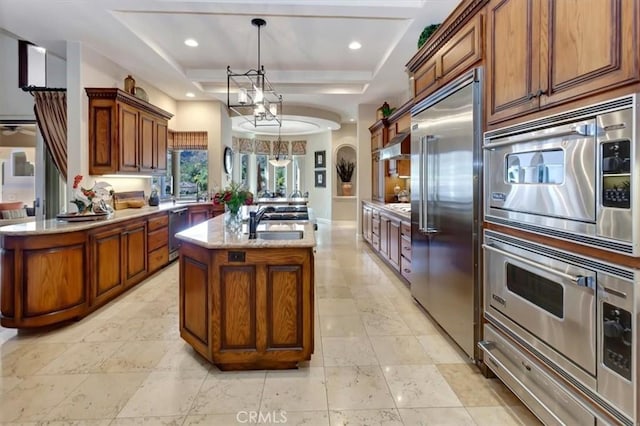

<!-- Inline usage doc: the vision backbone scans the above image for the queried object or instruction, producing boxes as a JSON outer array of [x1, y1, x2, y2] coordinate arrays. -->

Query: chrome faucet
[[248, 206, 276, 239]]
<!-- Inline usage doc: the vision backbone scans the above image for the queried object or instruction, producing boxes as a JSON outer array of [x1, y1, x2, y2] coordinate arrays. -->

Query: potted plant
[[336, 158, 356, 196]]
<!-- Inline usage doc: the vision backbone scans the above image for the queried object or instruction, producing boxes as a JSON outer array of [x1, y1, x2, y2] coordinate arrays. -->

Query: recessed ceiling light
[[348, 41, 362, 50], [349, 118, 355, 122], [185, 92, 195, 98], [184, 38, 199, 47]]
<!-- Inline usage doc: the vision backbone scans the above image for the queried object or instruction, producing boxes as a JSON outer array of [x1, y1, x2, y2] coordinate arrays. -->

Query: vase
[[224, 206, 243, 234], [341, 182, 353, 196]]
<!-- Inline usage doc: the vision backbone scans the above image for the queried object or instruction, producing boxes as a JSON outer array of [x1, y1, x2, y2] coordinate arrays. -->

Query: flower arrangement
[[71, 175, 113, 214], [212, 181, 254, 214]]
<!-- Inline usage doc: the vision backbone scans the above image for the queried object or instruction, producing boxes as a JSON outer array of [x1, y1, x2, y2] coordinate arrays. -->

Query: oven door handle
[[483, 243, 595, 290], [484, 124, 594, 149]]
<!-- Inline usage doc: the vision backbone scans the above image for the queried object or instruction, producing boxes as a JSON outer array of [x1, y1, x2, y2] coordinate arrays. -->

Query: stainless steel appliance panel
[[485, 120, 596, 222], [596, 108, 634, 243], [597, 273, 635, 417], [480, 325, 598, 426], [483, 236, 596, 375], [411, 69, 481, 359]]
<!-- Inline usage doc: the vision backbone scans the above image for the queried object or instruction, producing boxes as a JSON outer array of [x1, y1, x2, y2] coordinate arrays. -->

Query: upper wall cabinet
[[86, 88, 173, 175], [486, 0, 639, 125], [409, 12, 484, 103]]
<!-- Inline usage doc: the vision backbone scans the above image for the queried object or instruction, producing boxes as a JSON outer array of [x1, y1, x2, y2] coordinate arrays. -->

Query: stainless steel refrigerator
[[410, 69, 482, 359]]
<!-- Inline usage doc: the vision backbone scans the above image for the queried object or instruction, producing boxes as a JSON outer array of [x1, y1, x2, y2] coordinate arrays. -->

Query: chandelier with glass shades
[[269, 125, 291, 167], [227, 18, 283, 128]]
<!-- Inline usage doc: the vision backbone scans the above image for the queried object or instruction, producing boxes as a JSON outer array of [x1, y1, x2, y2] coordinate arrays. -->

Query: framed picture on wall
[[314, 150, 326, 168], [314, 170, 326, 188]]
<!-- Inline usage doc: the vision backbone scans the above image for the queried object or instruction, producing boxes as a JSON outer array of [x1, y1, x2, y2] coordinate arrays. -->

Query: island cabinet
[[86, 88, 173, 175], [0, 231, 89, 328], [179, 244, 315, 370], [0, 209, 172, 329], [486, 0, 639, 125], [187, 204, 224, 226]]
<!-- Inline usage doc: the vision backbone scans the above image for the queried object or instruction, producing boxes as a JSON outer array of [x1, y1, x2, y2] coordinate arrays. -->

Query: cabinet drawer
[[148, 227, 168, 252], [401, 221, 411, 237], [148, 246, 168, 272], [401, 236, 411, 261], [372, 209, 380, 220], [372, 219, 380, 236], [401, 256, 412, 282], [148, 214, 168, 231], [372, 237, 380, 251]]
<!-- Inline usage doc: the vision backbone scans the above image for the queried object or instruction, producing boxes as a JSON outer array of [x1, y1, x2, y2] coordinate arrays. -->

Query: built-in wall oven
[[480, 230, 637, 425], [484, 95, 639, 256]]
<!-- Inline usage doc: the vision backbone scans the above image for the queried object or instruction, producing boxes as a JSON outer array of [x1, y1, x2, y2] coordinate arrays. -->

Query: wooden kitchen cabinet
[[369, 119, 388, 151], [90, 226, 124, 306], [180, 244, 314, 370], [380, 214, 390, 258], [486, 0, 639, 125], [86, 88, 173, 175], [362, 204, 372, 243], [123, 220, 147, 287], [188, 204, 224, 226], [362, 202, 410, 282], [411, 13, 483, 103], [371, 151, 385, 202], [147, 212, 169, 273], [388, 217, 401, 271]]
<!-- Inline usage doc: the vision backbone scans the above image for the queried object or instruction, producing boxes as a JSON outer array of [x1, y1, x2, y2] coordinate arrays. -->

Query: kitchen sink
[[256, 230, 304, 240]]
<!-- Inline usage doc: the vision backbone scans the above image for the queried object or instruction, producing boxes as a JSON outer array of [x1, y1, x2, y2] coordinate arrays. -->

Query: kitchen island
[[0, 201, 219, 329], [176, 215, 316, 370]]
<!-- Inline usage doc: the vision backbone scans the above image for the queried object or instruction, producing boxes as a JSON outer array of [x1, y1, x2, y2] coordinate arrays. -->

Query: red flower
[[73, 175, 83, 189]]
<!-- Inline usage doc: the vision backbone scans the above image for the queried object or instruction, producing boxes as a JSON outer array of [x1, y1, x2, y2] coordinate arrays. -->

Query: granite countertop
[[0, 201, 209, 236], [175, 214, 316, 249], [362, 199, 411, 220]]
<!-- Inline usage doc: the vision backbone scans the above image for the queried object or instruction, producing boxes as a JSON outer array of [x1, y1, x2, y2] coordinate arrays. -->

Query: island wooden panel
[[180, 244, 314, 370], [181, 254, 209, 354]]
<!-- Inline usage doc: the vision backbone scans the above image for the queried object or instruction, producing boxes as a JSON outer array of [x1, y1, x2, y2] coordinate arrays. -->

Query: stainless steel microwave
[[484, 95, 639, 256]]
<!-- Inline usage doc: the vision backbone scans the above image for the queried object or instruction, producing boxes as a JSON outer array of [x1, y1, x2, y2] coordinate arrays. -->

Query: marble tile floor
[[0, 222, 541, 425]]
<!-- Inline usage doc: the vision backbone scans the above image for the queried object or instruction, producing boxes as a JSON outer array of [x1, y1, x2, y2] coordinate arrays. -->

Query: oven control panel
[[602, 302, 632, 380], [601, 140, 631, 209]]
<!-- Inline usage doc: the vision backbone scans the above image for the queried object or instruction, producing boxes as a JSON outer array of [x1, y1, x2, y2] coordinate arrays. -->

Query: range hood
[[380, 132, 410, 160]]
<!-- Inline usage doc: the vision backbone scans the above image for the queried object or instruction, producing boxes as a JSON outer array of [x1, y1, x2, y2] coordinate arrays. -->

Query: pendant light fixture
[[227, 18, 283, 128], [269, 125, 291, 167]]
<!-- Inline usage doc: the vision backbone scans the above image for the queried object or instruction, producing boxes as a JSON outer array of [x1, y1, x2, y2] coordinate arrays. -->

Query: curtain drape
[[232, 137, 254, 154], [168, 130, 208, 150], [272, 140, 289, 155], [33, 91, 67, 179], [254, 139, 270, 155]]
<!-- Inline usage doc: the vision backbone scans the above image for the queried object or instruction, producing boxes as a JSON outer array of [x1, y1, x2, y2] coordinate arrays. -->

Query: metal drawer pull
[[483, 244, 595, 290]]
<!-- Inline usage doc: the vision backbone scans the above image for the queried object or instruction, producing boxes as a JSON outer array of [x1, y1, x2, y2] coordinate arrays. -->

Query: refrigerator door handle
[[418, 134, 431, 233]]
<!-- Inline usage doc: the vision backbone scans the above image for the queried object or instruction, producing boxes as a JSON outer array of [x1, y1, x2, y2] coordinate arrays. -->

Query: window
[[240, 154, 249, 189], [273, 166, 286, 197], [153, 149, 208, 199], [256, 155, 268, 195]]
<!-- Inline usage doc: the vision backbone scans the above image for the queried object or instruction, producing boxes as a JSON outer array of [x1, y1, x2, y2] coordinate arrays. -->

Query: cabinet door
[[139, 112, 155, 173], [388, 218, 401, 271], [155, 120, 168, 172], [123, 221, 147, 286], [188, 205, 213, 226], [539, 0, 639, 108], [118, 103, 139, 172], [90, 227, 123, 305], [486, 0, 541, 124], [88, 99, 118, 174], [372, 151, 385, 202], [362, 206, 372, 242], [414, 56, 439, 101], [379, 214, 390, 257]]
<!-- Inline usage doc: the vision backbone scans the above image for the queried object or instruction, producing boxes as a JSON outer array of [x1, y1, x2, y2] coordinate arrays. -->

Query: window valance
[[291, 140, 307, 155], [168, 130, 208, 150]]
